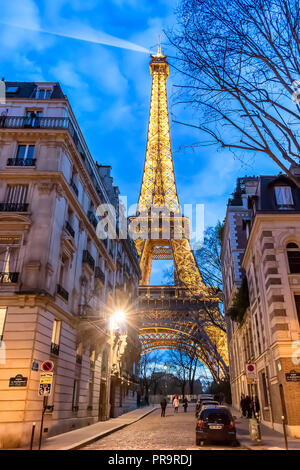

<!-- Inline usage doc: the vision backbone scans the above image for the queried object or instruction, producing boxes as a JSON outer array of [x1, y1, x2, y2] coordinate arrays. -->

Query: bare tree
[[138, 351, 161, 403], [168, 0, 300, 186], [168, 348, 200, 396]]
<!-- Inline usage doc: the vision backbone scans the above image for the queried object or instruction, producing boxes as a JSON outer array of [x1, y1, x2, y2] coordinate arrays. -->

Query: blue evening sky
[[0, 0, 280, 283]]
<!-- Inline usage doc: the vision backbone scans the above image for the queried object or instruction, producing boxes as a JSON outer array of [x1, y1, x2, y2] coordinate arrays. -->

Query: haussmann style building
[[222, 168, 300, 438], [0, 81, 141, 448]]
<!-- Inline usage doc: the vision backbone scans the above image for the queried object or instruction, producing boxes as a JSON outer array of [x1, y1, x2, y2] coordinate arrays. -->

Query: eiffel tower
[[130, 41, 228, 379]]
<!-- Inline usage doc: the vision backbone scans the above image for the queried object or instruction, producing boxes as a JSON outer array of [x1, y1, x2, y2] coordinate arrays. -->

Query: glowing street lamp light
[[110, 310, 125, 330], [163, 363, 167, 371]]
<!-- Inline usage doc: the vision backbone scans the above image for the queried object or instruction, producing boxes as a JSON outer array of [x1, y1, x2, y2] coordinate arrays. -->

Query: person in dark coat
[[182, 397, 188, 413], [240, 393, 246, 417], [160, 397, 167, 417], [195, 399, 201, 417], [244, 395, 252, 418]]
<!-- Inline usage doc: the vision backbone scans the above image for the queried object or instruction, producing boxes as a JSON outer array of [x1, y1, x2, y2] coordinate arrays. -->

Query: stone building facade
[[0, 81, 141, 448], [222, 172, 300, 437]]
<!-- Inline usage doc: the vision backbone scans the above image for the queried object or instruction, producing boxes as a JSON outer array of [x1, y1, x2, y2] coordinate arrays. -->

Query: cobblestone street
[[82, 406, 244, 450]]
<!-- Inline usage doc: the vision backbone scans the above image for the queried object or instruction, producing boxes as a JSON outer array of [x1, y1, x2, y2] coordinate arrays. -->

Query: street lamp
[[110, 310, 125, 330], [163, 363, 167, 397]]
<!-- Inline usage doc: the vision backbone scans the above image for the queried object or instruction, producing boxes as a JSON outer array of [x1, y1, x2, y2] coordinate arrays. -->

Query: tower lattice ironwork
[[131, 43, 228, 379]]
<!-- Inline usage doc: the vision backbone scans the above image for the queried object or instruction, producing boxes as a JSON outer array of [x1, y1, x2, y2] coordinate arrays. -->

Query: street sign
[[9, 374, 28, 387], [285, 370, 300, 382], [39, 372, 53, 396], [246, 363, 256, 380], [41, 360, 54, 372]]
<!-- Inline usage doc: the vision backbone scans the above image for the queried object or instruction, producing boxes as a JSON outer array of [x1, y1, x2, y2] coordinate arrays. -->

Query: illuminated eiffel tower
[[130, 40, 228, 378]]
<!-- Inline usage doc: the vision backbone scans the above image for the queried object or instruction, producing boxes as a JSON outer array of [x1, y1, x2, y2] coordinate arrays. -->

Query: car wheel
[[195, 438, 200, 446], [230, 439, 239, 447]]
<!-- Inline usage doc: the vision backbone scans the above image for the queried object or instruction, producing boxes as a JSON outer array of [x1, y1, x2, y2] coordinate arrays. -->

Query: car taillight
[[229, 420, 235, 430], [197, 419, 204, 429]]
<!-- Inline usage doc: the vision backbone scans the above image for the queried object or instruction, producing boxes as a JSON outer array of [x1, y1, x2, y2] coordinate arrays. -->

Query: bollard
[[30, 422, 36, 450], [282, 415, 288, 450]]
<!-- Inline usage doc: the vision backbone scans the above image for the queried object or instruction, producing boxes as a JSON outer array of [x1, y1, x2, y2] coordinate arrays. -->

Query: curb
[[44, 406, 158, 450]]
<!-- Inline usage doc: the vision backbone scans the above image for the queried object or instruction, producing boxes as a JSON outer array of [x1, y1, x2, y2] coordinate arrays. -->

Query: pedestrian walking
[[244, 395, 251, 418], [173, 395, 179, 413], [240, 393, 246, 418], [182, 397, 188, 413], [195, 399, 201, 418], [160, 397, 167, 417]]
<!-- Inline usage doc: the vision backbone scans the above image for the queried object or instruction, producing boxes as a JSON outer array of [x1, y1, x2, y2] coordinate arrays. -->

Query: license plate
[[209, 425, 223, 430]]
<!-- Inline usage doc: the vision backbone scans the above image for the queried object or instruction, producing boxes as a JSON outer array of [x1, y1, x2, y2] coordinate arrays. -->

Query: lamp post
[[163, 363, 167, 398]]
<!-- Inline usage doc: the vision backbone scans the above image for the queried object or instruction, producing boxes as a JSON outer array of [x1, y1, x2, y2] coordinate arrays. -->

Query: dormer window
[[274, 186, 294, 208], [35, 88, 52, 99]]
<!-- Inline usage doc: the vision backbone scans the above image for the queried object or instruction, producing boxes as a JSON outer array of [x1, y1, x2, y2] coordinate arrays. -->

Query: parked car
[[195, 400, 220, 417], [195, 406, 237, 446]]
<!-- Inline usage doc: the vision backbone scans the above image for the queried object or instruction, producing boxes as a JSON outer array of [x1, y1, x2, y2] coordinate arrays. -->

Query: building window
[[274, 186, 294, 208], [16, 145, 35, 161], [294, 295, 300, 326], [0, 236, 20, 283], [36, 88, 52, 99], [0, 307, 7, 341], [287, 243, 300, 274], [76, 342, 83, 364], [72, 379, 79, 412], [51, 320, 61, 356], [261, 371, 269, 407]]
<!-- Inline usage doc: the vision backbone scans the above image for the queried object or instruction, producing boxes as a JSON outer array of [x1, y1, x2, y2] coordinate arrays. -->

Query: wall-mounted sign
[[285, 370, 300, 382], [9, 374, 28, 387]]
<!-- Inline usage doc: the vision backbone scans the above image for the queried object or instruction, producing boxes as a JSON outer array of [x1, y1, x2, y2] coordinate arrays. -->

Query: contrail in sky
[[0, 21, 151, 54]]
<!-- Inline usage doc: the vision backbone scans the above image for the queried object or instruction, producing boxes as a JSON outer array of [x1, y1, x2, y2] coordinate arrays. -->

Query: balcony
[[65, 221, 75, 238], [0, 272, 19, 283], [88, 210, 98, 229], [0, 202, 29, 212], [56, 283, 69, 301], [1, 116, 106, 204], [95, 266, 105, 284], [7, 158, 36, 167], [70, 178, 79, 197], [82, 249, 95, 271], [50, 342, 60, 356]]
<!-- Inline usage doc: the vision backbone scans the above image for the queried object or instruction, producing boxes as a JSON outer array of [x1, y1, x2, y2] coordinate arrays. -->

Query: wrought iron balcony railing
[[0, 202, 29, 212], [1, 116, 107, 205], [0, 272, 19, 283], [7, 158, 36, 167], [50, 342, 60, 356], [56, 283, 69, 301], [65, 221, 75, 238], [95, 266, 105, 284], [70, 178, 79, 197], [82, 249, 95, 271]]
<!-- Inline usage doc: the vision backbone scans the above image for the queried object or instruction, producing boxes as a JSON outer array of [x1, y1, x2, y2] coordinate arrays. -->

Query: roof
[[3, 81, 65, 100]]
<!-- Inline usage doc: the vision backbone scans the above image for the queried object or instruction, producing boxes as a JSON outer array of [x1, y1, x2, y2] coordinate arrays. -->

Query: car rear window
[[200, 410, 231, 424]]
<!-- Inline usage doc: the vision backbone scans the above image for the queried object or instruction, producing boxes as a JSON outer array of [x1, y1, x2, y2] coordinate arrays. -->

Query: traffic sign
[[39, 372, 53, 396], [246, 363, 256, 380], [41, 360, 54, 372]]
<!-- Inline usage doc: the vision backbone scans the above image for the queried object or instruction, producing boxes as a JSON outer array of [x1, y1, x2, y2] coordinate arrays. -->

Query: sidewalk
[[38, 406, 157, 450], [230, 407, 300, 450]]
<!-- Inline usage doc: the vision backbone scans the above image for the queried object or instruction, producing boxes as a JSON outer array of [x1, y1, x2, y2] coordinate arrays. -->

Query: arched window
[[287, 243, 300, 274]]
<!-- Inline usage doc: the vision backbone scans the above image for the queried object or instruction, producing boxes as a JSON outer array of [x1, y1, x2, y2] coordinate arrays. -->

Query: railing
[[82, 250, 95, 271], [0, 202, 29, 212], [56, 283, 69, 301], [87, 210, 98, 229], [1, 116, 107, 204], [95, 266, 105, 283], [50, 342, 60, 356], [65, 221, 75, 238], [70, 178, 79, 197], [0, 272, 19, 283], [7, 158, 36, 166]]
